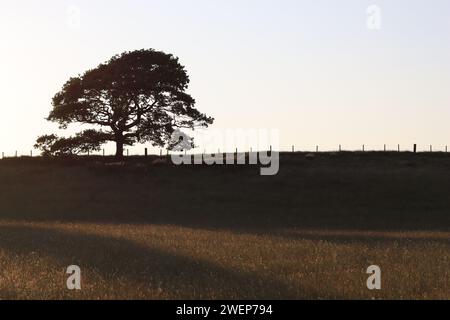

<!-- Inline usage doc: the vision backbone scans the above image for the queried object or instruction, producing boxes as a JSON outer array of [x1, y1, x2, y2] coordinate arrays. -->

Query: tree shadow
[[266, 230, 450, 246], [1, 160, 449, 233]]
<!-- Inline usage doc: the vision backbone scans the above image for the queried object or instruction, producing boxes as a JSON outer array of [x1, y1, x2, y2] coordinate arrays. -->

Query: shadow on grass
[[270, 230, 450, 246], [1, 155, 450, 233], [0, 224, 319, 300]]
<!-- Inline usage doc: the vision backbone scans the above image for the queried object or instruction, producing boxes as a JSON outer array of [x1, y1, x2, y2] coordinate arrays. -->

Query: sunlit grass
[[0, 221, 448, 300]]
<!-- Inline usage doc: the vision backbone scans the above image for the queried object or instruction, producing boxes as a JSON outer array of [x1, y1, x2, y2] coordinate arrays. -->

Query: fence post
[[316, 146, 319, 153], [362, 145, 365, 152], [292, 145, 295, 153], [413, 144, 417, 153], [398, 145, 400, 152], [430, 145, 432, 153]]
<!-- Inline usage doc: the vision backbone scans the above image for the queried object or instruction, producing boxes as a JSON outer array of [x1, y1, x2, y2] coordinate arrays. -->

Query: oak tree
[[41, 49, 213, 157]]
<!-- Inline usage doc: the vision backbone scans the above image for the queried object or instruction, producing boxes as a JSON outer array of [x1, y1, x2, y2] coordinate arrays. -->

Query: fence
[[1, 144, 449, 159]]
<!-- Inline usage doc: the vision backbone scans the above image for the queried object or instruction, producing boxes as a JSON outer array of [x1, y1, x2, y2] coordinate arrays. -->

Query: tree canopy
[[39, 49, 214, 157], [34, 130, 109, 157]]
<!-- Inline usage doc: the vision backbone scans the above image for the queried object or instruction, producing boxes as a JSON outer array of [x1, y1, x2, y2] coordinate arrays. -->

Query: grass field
[[0, 152, 449, 299]]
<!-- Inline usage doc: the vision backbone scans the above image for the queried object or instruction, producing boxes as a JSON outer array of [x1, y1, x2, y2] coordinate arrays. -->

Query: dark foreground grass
[[0, 152, 449, 299]]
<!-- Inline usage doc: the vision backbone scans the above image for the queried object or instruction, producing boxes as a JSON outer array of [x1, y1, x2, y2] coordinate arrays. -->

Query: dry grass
[[0, 153, 449, 299], [0, 221, 448, 300]]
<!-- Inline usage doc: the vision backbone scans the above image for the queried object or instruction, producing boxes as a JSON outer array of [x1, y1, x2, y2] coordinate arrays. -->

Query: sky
[[0, 0, 449, 155]]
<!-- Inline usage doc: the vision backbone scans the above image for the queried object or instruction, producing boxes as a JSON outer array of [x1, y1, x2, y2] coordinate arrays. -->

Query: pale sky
[[1, 0, 449, 155]]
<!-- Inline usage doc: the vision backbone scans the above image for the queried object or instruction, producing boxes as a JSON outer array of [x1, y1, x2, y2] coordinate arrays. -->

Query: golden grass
[[0, 220, 448, 300]]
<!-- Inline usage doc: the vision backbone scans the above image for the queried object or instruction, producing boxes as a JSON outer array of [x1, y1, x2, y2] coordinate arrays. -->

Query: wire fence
[[1, 144, 449, 159]]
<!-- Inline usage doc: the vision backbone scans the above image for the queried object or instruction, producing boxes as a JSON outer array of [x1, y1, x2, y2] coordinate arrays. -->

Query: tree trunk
[[115, 140, 124, 159]]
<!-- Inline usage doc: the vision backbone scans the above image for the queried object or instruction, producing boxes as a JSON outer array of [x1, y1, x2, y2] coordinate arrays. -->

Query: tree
[[35, 130, 109, 157], [41, 49, 214, 157]]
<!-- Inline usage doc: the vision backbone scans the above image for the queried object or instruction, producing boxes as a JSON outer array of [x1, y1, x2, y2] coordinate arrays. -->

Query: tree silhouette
[[35, 130, 109, 157], [41, 49, 214, 158]]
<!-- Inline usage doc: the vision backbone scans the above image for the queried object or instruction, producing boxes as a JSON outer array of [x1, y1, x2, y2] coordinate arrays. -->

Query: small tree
[[39, 49, 214, 157]]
